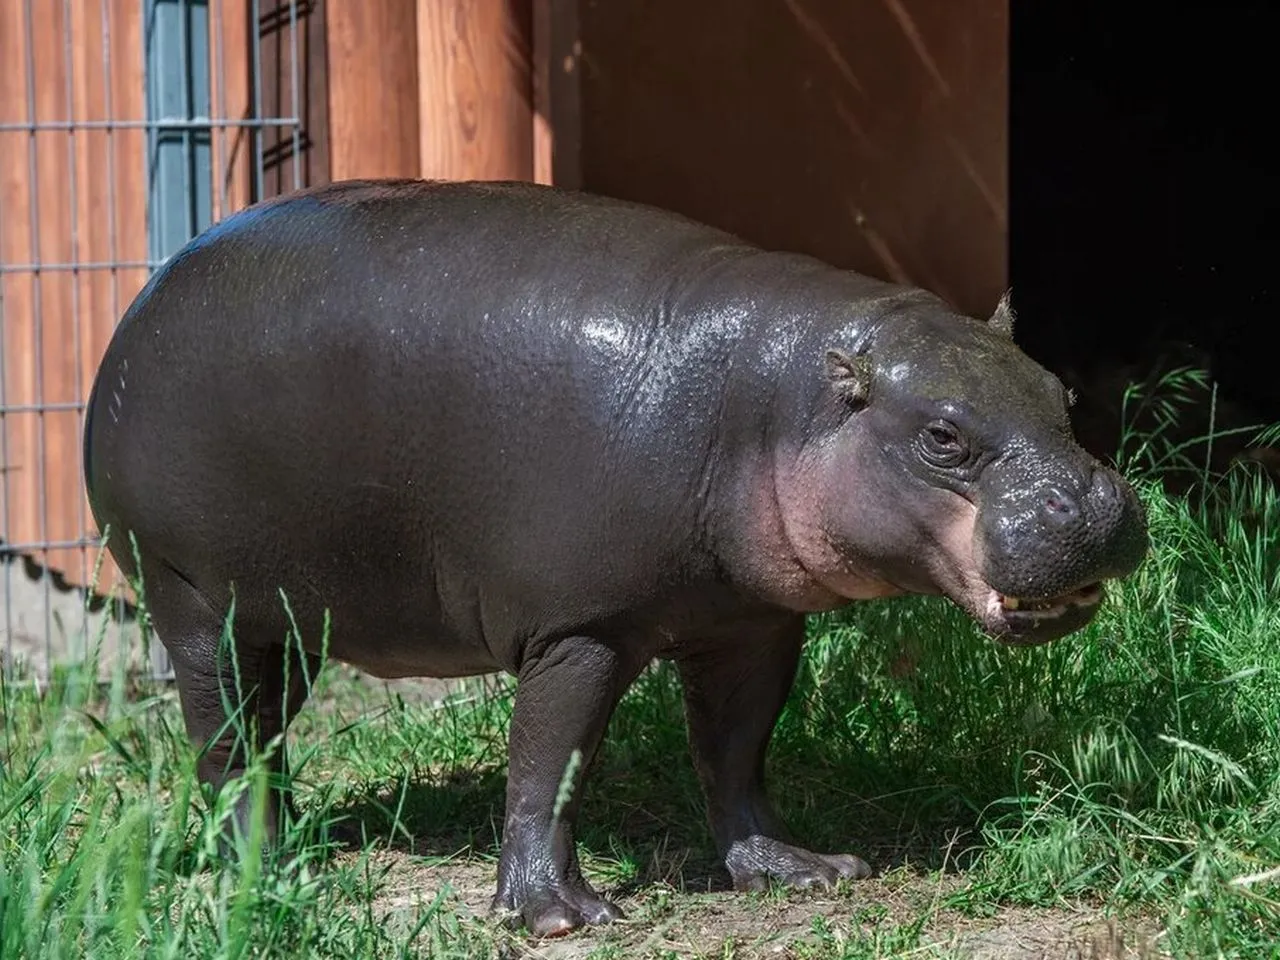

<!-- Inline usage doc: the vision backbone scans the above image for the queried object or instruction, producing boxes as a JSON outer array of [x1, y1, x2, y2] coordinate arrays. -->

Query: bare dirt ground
[[348, 850, 1165, 959], [284, 669, 1167, 958]]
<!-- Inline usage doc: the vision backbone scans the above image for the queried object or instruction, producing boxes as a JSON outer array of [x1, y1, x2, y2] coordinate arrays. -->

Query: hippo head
[[778, 291, 1148, 645]]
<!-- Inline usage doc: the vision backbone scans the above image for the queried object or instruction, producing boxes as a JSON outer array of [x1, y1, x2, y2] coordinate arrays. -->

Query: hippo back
[[83, 180, 826, 669]]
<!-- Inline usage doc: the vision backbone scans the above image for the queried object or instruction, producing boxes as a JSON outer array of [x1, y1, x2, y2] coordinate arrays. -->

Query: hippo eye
[[919, 419, 968, 468]]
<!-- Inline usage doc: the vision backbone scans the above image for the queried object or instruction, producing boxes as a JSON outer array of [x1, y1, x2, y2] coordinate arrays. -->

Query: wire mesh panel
[[0, 0, 326, 682]]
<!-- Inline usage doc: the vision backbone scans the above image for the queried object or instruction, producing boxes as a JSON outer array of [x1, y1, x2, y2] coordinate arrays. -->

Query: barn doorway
[[1009, 1, 1280, 464]]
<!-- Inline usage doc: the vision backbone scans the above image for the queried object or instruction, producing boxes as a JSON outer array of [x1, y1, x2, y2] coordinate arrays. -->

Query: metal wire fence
[[1, 0, 317, 682]]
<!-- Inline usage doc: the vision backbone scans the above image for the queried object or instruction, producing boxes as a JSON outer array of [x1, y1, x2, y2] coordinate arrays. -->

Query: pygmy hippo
[[83, 179, 1148, 936]]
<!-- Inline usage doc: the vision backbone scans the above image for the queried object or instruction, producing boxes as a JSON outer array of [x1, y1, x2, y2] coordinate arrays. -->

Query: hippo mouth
[[983, 581, 1105, 645]]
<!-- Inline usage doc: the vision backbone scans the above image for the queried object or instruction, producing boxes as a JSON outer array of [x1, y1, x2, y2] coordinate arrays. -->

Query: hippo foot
[[724, 835, 872, 892], [209, 779, 282, 861], [491, 877, 624, 938]]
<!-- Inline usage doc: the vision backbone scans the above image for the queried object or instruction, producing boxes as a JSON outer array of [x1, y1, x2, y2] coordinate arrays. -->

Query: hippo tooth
[[1002, 596, 1021, 611]]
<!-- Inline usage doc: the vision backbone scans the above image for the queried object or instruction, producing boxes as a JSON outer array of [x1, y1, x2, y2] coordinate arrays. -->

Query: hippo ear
[[988, 289, 1016, 339], [824, 348, 873, 408]]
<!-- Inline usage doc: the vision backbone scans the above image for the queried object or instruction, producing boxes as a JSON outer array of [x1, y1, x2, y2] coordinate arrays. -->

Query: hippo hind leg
[[491, 633, 651, 937], [142, 559, 317, 852], [676, 614, 872, 891]]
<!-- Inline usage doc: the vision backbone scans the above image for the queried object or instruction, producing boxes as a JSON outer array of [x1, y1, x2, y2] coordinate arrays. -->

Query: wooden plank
[[577, 0, 1008, 317], [326, 0, 420, 179], [301, 0, 332, 187], [211, 1, 331, 211], [86, 0, 148, 597], [416, 0, 533, 182], [532, 0, 580, 187]]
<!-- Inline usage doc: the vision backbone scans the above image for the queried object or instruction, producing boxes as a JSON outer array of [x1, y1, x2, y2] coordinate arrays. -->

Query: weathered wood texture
[[577, 0, 1008, 317]]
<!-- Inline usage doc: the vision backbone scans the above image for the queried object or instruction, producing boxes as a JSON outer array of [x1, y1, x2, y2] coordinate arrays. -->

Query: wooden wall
[[260, 0, 332, 195], [416, 0, 533, 180], [0, 0, 149, 589], [576, 0, 1009, 318]]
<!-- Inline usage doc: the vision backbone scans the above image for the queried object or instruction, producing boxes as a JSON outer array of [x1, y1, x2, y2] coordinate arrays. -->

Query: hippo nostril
[[1091, 469, 1118, 501], [1040, 485, 1080, 525]]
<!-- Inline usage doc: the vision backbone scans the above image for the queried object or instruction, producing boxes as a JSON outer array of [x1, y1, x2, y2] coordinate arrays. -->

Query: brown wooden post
[[416, 0, 533, 182], [326, 0, 421, 179]]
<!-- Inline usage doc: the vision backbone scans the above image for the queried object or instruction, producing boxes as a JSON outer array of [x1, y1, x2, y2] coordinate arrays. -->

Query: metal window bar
[[0, 0, 309, 683]]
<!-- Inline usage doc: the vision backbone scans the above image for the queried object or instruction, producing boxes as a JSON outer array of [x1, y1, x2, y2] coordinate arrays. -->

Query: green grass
[[3, 372, 1280, 958]]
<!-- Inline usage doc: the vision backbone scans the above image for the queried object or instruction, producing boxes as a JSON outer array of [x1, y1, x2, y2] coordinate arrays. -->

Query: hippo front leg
[[677, 614, 872, 892], [492, 635, 649, 937]]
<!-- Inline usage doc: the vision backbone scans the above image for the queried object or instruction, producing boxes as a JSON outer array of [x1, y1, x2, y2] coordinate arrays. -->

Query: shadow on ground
[[305, 659, 991, 904]]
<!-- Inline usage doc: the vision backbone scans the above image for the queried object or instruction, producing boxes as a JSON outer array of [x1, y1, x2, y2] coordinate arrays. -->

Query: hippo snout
[[975, 458, 1148, 643], [1036, 469, 1143, 557]]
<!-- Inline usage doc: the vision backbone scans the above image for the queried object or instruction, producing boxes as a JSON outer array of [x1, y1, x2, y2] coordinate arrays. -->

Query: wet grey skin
[[82, 179, 1148, 938]]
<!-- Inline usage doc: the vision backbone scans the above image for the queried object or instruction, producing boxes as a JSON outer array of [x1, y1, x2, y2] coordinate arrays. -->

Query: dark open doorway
[[1010, 1, 1279, 463]]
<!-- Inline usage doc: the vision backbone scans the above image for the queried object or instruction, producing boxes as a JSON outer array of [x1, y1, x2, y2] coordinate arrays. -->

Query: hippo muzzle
[[970, 445, 1148, 644]]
